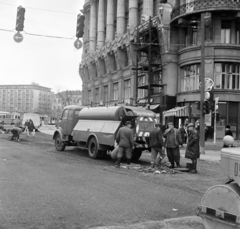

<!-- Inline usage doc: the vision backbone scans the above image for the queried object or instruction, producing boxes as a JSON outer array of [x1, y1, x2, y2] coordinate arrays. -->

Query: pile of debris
[[138, 162, 178, 174]]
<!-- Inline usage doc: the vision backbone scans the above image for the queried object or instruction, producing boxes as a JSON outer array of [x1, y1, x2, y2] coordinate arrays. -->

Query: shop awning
[[149, 104, 160, 110], [163, 106, 189, 117]]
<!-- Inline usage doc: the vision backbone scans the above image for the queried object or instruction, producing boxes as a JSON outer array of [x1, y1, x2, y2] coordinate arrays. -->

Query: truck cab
[[53, 105, 85, 151]]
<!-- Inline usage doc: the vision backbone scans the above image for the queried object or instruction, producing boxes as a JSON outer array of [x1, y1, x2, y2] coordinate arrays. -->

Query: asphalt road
[[0, 133, 224, 229]]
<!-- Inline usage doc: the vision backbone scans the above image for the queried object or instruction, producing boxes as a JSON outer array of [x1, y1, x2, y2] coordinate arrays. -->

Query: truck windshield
[[138, 121, 154, 132]]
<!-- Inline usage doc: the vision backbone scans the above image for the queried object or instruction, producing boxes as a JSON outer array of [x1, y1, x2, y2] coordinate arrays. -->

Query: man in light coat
[[115, 121, 134, 168]]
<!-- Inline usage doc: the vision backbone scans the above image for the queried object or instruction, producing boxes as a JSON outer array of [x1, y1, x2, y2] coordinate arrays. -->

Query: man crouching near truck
[[115, 121, 134, 168]]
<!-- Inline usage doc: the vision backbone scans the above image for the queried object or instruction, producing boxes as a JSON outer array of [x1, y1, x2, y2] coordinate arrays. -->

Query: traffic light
[[16, 6, 25, 32], [205, 101, 211, 114], [203, 101, 211, 115], [212, 112, 221, 121], [76, 14, 85, 38], [212, 97, 219, 111]]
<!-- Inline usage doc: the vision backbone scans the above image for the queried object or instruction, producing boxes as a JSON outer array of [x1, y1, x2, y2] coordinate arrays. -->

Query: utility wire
[[23, 31, 75, 40], [0, 27, 76, 40]]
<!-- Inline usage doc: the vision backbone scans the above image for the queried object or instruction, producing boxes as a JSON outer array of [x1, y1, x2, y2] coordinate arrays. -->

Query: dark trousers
[[166, 147, 180, 165]]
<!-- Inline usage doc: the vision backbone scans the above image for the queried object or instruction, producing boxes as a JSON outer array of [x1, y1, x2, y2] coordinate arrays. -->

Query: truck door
[[61, 109, 69, 135]]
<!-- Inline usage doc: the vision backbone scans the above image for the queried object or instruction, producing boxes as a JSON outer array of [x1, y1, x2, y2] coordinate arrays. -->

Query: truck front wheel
[[55, 133, 66, 151], [131, 148, 143, 161], [88, 137, 101, 159]]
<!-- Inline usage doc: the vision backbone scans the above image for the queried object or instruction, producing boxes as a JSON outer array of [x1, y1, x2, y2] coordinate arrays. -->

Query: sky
[[0, 0, 85, 93]]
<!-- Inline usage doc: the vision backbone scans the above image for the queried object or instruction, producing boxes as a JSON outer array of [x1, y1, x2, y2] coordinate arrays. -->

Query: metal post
[[148, 17, 152, 109], [200, 13, 205, 154], [135, 27, 139, 104], [213, 102, 217, 145], [213, 97, 219, 145]]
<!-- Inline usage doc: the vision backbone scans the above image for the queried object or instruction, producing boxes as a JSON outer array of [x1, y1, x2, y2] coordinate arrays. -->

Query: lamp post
[[200, 13, 206, 154]]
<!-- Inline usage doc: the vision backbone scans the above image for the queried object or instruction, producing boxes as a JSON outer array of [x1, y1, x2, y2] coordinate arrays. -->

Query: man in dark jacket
[[225, 125, 233, 136], [185, 123, 200, 173], [149, 123, 165, 168], [163, 122, 183, 168], [9, 123, 22, 141], [115, 121, 134, 168]]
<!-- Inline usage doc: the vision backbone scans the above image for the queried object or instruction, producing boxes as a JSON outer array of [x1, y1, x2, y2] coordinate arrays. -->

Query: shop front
[[162, 106, 189, 128]]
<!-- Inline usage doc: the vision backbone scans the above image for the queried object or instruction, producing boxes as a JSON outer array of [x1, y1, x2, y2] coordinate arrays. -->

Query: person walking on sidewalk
[[163, 122, 183, 168], [149, 123, 165, 169], [115, 121, 134, 168], [185, 123, 200, 173]]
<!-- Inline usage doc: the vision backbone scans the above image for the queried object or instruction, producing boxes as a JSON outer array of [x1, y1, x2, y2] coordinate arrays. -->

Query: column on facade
[[143, 0, 153, 17], [129, 0, 138, 29], [106, 0, 115, 41], [97, 0, 105, 48], [89, 0, 98, 51], [116, 0, 125, 35]]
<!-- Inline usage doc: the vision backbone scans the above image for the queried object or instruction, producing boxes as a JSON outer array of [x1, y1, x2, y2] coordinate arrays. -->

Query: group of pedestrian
[[150, 121, 199, 173], [24, 119, 36, 137], [114, 120, 200, 174]]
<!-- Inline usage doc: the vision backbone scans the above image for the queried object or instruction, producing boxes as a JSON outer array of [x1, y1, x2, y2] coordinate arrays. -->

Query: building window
[[181, 64, 200, 92], [192, 28, 198, 45], [110, 53, 117, 71], [214, 63, 240, 90], [87, 90, 92, 104], [104, 85, 108, 102], [95, 88, 100, 103], [124, 49, 129, 67], [153, 72, 162, 94], [221, 21, 231, 44], [124, 79, 131, 99], [138, 75, 146, 99], [113, 82, 119, 101], [236, 23, 240, 44]]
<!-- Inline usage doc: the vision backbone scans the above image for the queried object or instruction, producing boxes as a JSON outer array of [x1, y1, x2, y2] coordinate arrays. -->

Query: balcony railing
[[171, 0, 240, 21]]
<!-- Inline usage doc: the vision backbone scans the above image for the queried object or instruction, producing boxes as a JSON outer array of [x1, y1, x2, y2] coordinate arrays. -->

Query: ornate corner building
[[79, 0, 240, 138], [79, 0, 174, 113]]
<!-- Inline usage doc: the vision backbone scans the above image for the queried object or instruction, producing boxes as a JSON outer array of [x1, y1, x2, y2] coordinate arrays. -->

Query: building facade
[[79, 0, 240, 139], [170, 0, 240, 139], [51, 90, 82, 118], [79, 0, 168, 110], [0, 84, 52, 115]]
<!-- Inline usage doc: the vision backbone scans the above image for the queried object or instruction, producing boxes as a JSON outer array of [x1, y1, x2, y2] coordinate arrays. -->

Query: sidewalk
[[90, 216, 204, 229]]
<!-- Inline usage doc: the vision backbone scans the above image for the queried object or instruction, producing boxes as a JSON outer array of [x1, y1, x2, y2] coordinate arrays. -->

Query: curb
[[89, 216, 204, 229]]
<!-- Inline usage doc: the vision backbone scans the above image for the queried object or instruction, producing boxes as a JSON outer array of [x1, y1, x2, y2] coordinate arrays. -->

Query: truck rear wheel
[[132, 148, 142, 161], [55, 133, 66, 151], [88, 137, 101, 159]]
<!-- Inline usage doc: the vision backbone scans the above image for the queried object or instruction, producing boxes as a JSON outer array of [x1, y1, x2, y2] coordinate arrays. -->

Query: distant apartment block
[[0, 84, 52, 114]]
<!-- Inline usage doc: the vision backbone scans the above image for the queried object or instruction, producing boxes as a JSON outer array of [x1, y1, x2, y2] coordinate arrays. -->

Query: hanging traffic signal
[[76, 14, 85, 38], [16, 6, 25, 32], [205, 100, 211, 114], [203, 101, 211, 115], [212, 97, 219, 111], [203, 101, 206, 115]]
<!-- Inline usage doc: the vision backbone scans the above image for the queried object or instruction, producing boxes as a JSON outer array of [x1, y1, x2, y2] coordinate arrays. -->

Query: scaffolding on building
[[134, 17, 164, 108]]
